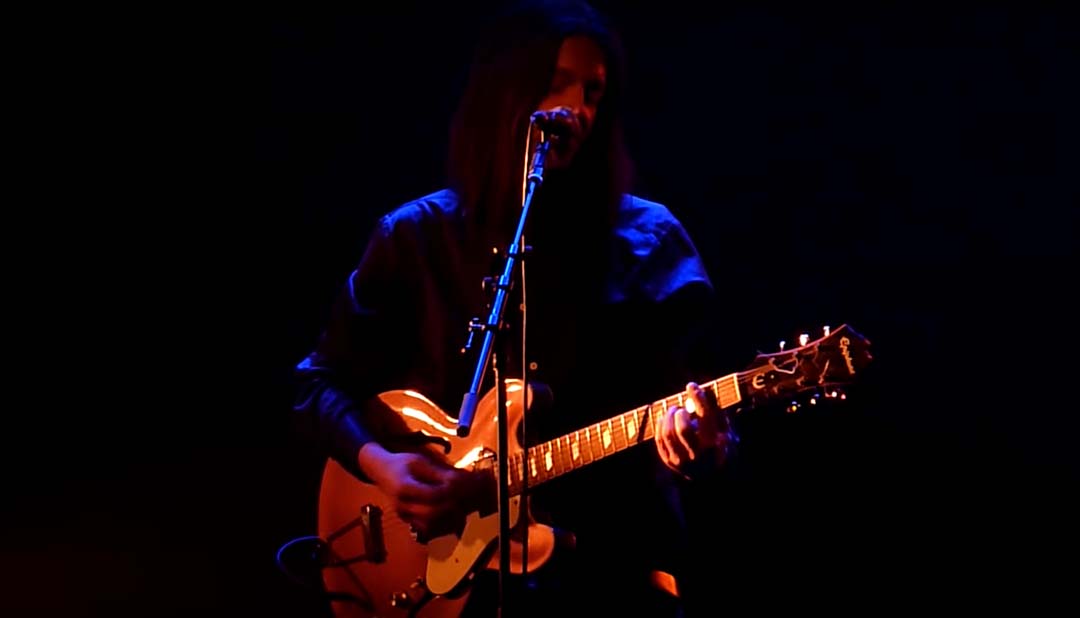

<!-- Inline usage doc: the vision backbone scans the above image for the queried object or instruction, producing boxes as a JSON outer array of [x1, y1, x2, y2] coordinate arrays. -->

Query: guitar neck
[[507, 373, 743, 495]]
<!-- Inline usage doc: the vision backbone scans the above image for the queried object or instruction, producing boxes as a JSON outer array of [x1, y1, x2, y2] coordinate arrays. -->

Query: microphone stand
[[458, 123, 554, 618]]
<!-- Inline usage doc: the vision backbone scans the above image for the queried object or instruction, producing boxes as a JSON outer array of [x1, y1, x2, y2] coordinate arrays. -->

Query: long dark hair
[[447, 0, 633, 247]]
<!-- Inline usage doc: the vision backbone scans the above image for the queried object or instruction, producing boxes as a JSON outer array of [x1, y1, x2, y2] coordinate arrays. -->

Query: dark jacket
[[294, 188, 724, 616]]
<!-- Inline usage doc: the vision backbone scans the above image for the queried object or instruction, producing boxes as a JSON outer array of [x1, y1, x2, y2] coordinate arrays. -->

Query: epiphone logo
[[839, 336, 856, 374]]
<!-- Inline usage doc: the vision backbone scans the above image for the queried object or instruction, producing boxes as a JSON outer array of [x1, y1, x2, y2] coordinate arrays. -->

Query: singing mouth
[[551, 133, 579, 156]]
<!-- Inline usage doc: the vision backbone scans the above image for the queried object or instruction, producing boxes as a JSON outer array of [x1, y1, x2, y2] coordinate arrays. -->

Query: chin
[[549, 146, 582, 171]]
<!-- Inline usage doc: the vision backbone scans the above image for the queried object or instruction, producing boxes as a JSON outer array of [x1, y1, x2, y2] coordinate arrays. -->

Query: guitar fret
[[565, 434, 574, 473], [506, 455, 516, 494], [602, 419, 615, 453], [591, 424, 604, 460], [553, 441, 561, 479], [544, 440, 555, 479], [554, 441, 564, 479], [534, 443, 544, 482], [571, 435, 579, 469], [551, 437, 562, 476], [509, 453, 517, 488], [552, 440, 561, 478], [542, 442, 554, 481], [558, 439, 566, 476], [727, 373, 741, 407]]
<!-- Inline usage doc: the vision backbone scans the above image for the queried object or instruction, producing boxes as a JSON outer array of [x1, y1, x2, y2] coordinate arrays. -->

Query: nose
[[552, 96, 590, 137], [566, 85, 589, 121], [574, 105, 590, 136], [539, 83, 594, 137]]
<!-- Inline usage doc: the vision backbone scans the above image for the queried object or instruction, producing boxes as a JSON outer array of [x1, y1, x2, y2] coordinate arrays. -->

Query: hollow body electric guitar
[[317, 324, 872, 618]]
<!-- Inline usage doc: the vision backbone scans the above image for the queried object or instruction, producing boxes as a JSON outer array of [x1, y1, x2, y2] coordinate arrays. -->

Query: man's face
[[535, 35, 607, 170]]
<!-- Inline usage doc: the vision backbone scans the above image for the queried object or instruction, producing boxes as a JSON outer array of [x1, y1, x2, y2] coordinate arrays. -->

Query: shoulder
[[361, 189, 464, 258], [377, 188, 462, 235], [352, 189, 462, 270], [608, 194, 713, 302], [613, 194, 685, 252]]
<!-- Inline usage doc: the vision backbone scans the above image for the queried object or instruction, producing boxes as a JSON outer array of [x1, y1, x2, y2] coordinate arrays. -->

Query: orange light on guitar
[[454, 446, 486, 469], [400, 406, 457, 436]]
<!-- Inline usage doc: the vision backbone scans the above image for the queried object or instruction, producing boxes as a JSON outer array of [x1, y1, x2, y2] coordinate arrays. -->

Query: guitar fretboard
[[507, 373, 741, 495]]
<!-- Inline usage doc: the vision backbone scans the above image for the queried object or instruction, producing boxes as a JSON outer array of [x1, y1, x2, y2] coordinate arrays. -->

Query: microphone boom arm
[[457, 132, 552, 436]]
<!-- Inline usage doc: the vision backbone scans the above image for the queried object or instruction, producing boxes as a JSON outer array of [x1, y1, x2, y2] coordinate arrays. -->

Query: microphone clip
[[530, 106, 575, 140]]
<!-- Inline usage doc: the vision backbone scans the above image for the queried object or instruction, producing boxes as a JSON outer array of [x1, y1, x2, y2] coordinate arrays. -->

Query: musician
[[293, 1, 737, 616]]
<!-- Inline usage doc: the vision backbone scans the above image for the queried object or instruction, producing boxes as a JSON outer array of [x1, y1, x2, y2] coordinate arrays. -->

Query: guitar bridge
[[326, 504, 386, 565], [360, 504, 386, 563]]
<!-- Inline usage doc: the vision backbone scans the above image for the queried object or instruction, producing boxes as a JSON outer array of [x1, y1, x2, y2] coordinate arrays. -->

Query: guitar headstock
[[737, 324, 873, 411]]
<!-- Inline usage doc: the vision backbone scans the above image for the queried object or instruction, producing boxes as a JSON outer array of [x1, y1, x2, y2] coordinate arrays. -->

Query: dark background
[[5, 3, 1076, 616]]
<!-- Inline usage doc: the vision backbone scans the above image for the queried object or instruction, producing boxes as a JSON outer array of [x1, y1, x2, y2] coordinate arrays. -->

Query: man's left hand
[[656, 382, 733, 479]]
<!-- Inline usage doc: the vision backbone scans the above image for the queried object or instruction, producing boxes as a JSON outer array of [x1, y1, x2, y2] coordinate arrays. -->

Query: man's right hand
[[358, 443, 478, 539]]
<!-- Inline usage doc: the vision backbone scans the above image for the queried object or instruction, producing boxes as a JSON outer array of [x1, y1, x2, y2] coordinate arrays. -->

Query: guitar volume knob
[[390, 591, 411, 608], [390, 578, 428, 608]]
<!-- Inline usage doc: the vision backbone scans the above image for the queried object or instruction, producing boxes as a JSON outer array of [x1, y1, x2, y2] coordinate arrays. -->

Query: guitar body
[[315, 324, 874, 618], [317, 380, 556, 618]]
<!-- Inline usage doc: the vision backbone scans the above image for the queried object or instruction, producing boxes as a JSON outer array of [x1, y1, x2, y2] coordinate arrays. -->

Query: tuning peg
[[823, 325, 830, 337], [778, 340, 786, 351], [798, 333, 809, 347]]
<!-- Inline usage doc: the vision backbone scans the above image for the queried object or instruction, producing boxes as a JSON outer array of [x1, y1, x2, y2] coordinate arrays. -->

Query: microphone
[[530, 106, 576, 139]]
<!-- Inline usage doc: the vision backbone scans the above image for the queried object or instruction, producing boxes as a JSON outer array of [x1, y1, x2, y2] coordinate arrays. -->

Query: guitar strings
[[350, 382, 739, 538]]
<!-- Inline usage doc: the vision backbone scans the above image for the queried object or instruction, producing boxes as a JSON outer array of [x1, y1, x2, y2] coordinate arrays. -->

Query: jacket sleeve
[[639, 219, 745, 618], [292, 215, 413, 482]]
